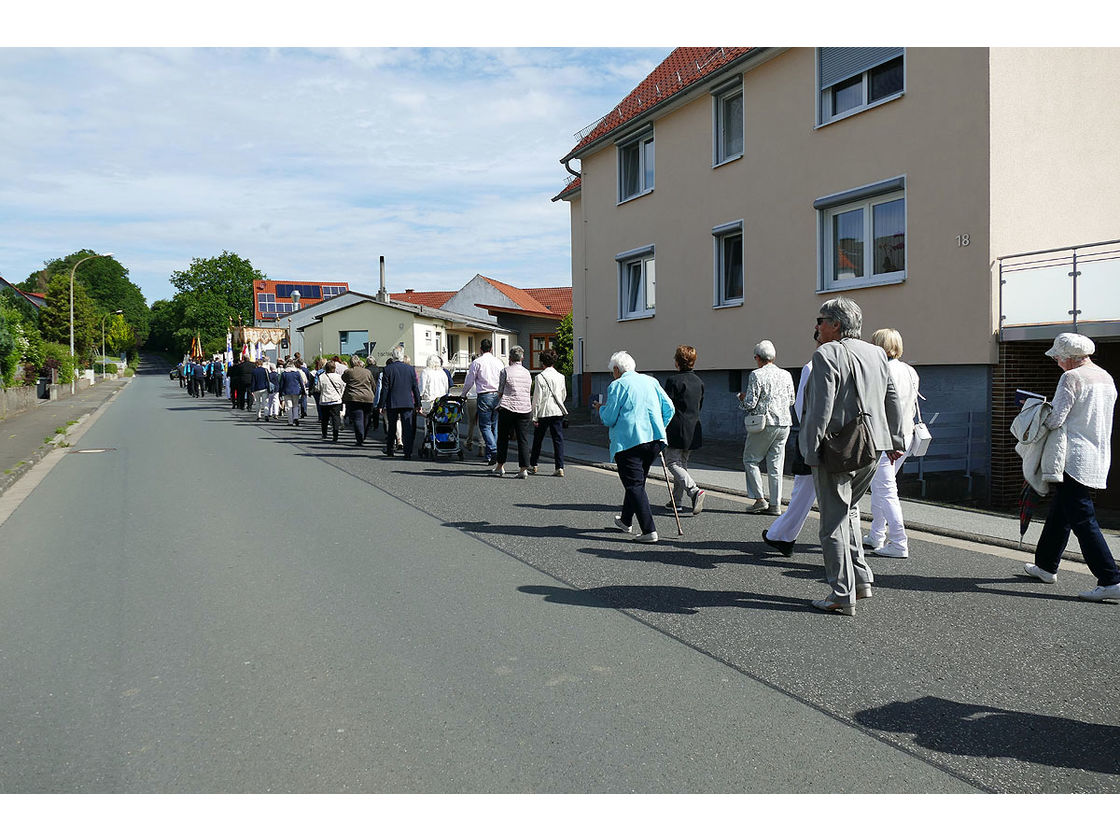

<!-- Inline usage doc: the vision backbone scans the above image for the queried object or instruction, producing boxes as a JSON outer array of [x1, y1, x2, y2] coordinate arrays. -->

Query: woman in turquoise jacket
[[593, 350, 675, 543]]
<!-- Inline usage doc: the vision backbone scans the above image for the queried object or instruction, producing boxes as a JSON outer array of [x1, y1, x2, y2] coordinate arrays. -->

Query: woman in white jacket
[[316, 360, 346, 442], [1024, 333, 1120, 602], [528, 349, 567, 476], [864, 328, 920, 558]]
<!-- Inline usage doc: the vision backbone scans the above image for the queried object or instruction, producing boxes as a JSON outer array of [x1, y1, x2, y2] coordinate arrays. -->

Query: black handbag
[[818, 342, 877, 473]]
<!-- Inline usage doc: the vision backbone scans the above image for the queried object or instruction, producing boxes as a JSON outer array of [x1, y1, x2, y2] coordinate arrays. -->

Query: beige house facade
[[557, 47, 1120, 505], [297, 295, 510, 370]]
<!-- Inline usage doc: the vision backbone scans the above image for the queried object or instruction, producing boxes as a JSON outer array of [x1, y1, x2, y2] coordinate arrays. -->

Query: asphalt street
[[0, 366, 1116, 793]]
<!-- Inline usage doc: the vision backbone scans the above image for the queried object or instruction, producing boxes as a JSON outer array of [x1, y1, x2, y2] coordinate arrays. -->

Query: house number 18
[[956, 234, 971, 247]]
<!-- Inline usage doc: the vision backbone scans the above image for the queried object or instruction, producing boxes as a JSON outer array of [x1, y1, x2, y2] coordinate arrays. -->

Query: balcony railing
[[999, 238, 1120, 340]]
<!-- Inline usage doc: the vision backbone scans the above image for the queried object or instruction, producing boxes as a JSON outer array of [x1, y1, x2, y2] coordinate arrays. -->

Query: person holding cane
[[593, 350, 675, 544]]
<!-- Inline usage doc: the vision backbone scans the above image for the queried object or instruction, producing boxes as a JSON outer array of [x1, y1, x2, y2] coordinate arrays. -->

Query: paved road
[[0, 365, 1115, 793]]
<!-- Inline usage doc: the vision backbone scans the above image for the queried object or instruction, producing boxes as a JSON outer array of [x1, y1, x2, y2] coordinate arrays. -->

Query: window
[[617, 246, 656, 320], [816, 177, 906, 290], [530, 333, 554, 370], [713, 221, 744, 306], [713, 83, 744, 165], [818, 48, 904, 125], [499, 337, 508, 357], [339, 330, 369, 357], [618, 128, 654, 202]]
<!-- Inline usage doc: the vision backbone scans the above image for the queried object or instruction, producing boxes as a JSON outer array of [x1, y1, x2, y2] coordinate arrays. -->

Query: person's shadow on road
[[518, 583, 806, 615], [854, 695, 1120, 777]]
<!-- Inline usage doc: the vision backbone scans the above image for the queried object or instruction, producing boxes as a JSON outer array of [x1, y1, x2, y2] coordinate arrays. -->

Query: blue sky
[[0, 5, 1092, 309], [0, 45, 668, 305]]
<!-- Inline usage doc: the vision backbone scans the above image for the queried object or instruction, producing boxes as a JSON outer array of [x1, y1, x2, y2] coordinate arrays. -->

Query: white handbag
[[911, 398, 932, 457], [744, 412, 767, 434]]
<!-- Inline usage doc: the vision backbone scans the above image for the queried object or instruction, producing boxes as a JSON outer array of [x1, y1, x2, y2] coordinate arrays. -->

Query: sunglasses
[[816, 317, 829, 325]]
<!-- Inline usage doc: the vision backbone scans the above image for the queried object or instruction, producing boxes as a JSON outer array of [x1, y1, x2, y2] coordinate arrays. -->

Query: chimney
[[377, 256, 389, 303]]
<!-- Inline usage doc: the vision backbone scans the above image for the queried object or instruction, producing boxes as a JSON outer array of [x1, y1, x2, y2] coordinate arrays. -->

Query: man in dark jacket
[[378, 346, 421, 459], [229, 354, 255, 411], [191, 357, 207, 398], [251, 360, 271, 420], [278, 361, 306, 426]]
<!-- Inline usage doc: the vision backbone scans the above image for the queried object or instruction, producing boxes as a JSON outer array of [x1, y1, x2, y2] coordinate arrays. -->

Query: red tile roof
[[391, 290, 455, 309], [552, 175, 582, 202], [521, 287, 572, 317], [479, 275, 552, 313], [563, 47, 756, 162]]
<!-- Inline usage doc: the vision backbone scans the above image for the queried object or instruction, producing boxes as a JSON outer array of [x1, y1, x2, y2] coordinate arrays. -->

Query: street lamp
[[70, 252, 113, 393], [101, 309, 123, 373]]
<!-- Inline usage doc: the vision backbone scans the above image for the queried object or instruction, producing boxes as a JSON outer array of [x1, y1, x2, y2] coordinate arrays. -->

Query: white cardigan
[[1012, 398, 1066, 495]]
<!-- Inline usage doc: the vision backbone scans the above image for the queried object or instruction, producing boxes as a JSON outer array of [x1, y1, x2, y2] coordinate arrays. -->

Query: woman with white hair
[[1024, 333, 1120, 602], [592, 350, 675, 543], [492, 346, 533, 478], [419, 353, 450, 415], [863, 328, 921, 559], [738, 339, 795, 514]]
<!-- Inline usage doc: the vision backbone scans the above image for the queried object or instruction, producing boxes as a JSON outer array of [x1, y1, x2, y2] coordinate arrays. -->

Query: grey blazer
[[799, 338, 905, 467]]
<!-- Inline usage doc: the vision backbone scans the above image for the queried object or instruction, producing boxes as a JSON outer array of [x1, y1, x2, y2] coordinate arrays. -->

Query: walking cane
[[659, 451, 685, 536]]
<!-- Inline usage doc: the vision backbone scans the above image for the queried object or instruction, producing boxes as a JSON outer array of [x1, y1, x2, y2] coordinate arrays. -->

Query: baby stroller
[[419, 394, 465, 460]]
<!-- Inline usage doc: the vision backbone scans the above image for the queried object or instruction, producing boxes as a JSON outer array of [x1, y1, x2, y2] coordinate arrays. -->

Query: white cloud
[[0, 46, 667, 301]]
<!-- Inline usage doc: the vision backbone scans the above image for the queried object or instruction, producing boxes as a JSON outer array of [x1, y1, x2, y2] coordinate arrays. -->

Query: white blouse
[[1045, 361, 1117, 489], [740, 362, 795, 427]]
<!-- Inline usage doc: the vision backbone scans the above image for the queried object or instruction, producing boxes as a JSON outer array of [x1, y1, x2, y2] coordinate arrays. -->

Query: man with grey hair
[[800, 297, 904, 615], [377, 345, 421, 458]]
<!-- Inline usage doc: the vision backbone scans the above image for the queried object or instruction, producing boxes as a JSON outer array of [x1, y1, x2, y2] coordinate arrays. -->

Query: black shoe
[[762, 529, 795, 558]]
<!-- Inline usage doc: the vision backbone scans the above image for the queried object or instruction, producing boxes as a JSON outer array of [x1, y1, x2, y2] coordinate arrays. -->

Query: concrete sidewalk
[[0, 377, 133, 497], [555, 435, 1120, 565]]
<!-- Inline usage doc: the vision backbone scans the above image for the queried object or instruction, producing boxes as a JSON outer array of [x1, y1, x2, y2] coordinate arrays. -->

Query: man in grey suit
[[800, 297, 905, 615]]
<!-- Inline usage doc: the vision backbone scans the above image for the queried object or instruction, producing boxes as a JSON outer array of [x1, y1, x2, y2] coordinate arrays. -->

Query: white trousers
[[765, 474, 816, 543], [253, 389, 269, 418], [283, 394, 300, 423], [868, 433, 914, 550]]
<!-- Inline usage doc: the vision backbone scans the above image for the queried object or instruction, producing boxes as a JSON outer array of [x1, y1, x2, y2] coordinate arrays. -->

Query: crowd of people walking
[[174, 294, 1120, 614]]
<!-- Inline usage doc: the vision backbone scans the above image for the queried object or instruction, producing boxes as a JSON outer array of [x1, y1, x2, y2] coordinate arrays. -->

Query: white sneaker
[[491, 465, 505, 477], [612, 516, 633, 534], [1024, 563, 1057, 584], [872, 542, 908, 558], [1078, 584, 1120, 602], [553, 468, 564, 477], [863, 534, 885, 550], [746, 499, 769, 514], [517, 468, 529, 479], [634, 531, 658, 543]]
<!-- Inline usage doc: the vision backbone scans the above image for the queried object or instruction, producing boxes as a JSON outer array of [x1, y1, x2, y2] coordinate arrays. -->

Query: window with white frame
[[816, 177, 906, 291], [818, 48, 904, 125], [617, 128, 654, 202], [713, 221, 744, 306], [617, 246, 656, 319], [713, 83, 744, 165]]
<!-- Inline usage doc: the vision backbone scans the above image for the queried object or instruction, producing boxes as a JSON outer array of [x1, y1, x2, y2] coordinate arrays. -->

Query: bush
[[93, 362, 118, 375], [41, 342, 77, 384]]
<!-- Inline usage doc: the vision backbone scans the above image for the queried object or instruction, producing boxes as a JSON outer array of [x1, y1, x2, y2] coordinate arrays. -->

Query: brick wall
[[990, 341, 1062, 509]]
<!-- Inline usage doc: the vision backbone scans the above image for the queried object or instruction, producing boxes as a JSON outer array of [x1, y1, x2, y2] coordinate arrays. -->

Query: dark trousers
[[1035, 474, 1120, 586], [319, 403, 342, 441], [232, 385, 248, 410], [530, 416, 565, 469], [346, 402, 374, 445], [497, 409, 532, 468], [193, 378, 205, 396], [615, 441, 662, 536], [385, 408, 416, 456]]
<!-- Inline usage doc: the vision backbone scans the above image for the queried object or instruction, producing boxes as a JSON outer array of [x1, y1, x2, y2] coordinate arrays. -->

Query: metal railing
[[999, 238, 1120, 338]]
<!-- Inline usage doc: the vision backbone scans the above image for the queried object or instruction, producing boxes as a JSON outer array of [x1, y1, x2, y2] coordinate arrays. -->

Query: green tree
[[38, 250, 150, 351], [553, 311, 573, 376], [39, 272, 101, 366], [0, 304, 17, 387], [166, 252, 262, 355], [147, 297, 187, 354], [105, 313, 135, 358]]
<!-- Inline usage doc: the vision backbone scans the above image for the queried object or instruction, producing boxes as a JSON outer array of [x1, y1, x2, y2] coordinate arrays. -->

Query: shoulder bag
[[819, 341, 877, 473], [911, 393, 932, 457]]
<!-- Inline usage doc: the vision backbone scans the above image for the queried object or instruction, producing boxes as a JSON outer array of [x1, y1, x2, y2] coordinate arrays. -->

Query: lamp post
[[101, 309, 123, 374], [70, 252, 113, 393], [289, 290, 300, 358]]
